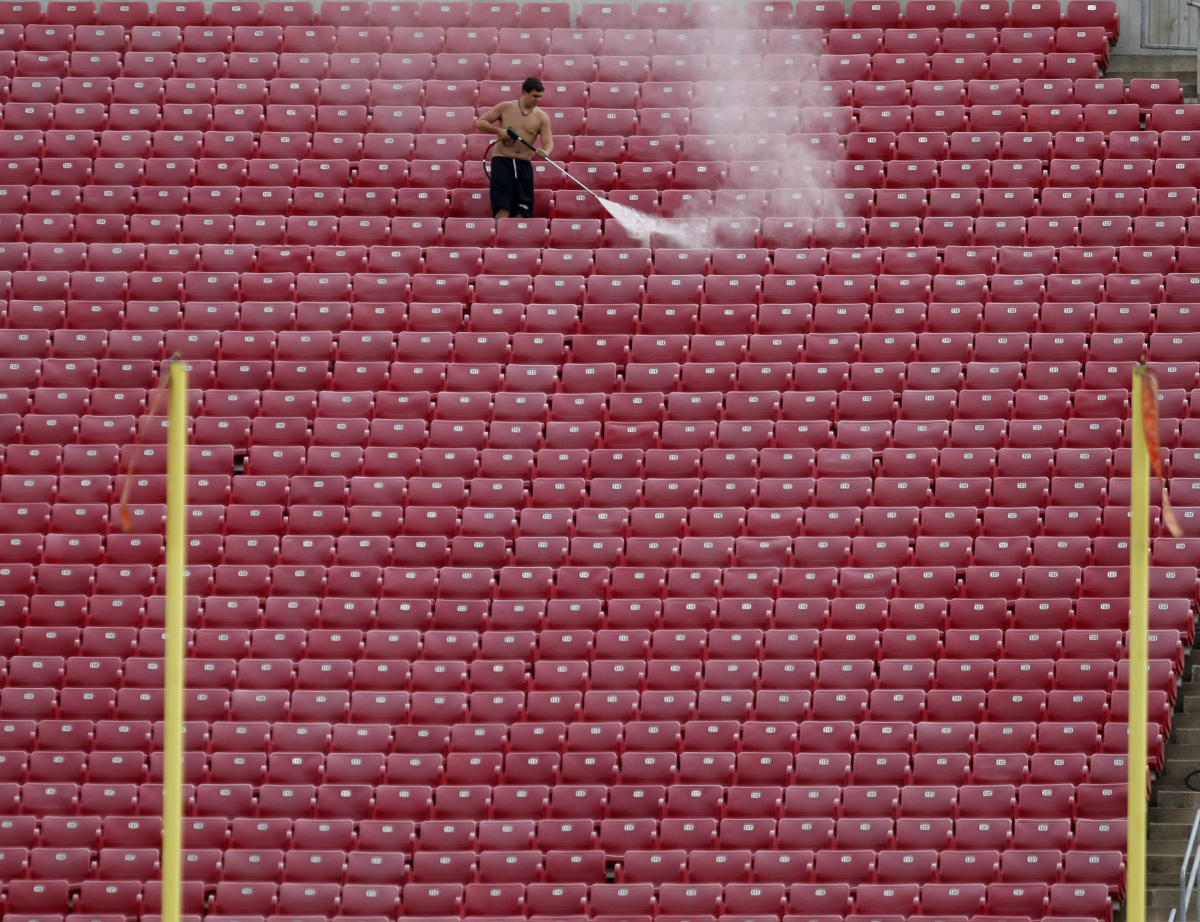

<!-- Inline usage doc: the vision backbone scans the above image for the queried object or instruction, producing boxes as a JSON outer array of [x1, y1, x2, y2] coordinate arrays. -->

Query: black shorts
[[490, 156, 534, 217]]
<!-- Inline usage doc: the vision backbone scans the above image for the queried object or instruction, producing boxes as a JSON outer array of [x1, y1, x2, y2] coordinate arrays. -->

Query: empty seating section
[[0, 0, 1174, 921]]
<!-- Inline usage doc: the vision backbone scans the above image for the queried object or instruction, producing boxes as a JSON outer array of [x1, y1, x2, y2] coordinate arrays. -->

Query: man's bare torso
[[493, 100, 546, 160]]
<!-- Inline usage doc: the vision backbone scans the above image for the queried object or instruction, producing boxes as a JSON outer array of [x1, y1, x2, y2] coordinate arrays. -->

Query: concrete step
[[1167, 726, 1200, 746], [1107, 53, 1198, 75], [1156, 789, 1200, 810], [1143, 889, 1181, 922], [1104, 54, 1198, 98], [1149, 842, 1190, 860], [1150, 821, 1196, 842], [1161, 725, 1200, 744], [1155, 759, 1200, 785], [1149, 802, 1200, 824], [1160, 744, 1200, 765], [1151, 853, 1187, 876]]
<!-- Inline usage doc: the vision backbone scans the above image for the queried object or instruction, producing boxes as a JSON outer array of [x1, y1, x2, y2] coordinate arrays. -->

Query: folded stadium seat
[[1083, 101, 1141, 131], [817, 52, 872, 81], [1046, 130, 1099, 160], [968, 102, 1025, 129], [1046, 50, 1099, 77], [879, 27, 937, 56], [928, 52, 988, 84], [827, 27, 884, 55], [990, 51, 1046, 79], [1010, 0, 1061, 27], [1000, 24, 1055, 53], [1018, 77, 1069, 106], [846, 0, 900, 28], [1022, 102, 1080, 132]]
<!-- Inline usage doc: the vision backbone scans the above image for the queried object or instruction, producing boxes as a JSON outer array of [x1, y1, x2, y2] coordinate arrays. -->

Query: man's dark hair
[[522, 76, 544, 93]]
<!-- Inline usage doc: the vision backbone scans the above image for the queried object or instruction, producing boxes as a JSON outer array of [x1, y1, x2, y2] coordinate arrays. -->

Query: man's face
[[523, 89, 544, 108]]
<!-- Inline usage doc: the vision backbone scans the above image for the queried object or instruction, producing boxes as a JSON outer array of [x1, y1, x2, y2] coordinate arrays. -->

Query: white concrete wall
[[1113, 0, 1196, 54]]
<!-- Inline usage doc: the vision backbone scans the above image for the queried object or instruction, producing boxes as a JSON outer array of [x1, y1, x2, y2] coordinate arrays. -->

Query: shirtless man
[[474, 77, 554, 220]]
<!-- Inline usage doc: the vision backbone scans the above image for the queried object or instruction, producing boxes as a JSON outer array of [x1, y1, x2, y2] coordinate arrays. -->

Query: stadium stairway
[[1147, 647, 1200, 920], [1104, 54, 1197, 104]]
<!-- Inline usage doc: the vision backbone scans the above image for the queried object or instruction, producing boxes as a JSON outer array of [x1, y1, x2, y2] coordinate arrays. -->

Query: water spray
[[497, 128, 697, 246]]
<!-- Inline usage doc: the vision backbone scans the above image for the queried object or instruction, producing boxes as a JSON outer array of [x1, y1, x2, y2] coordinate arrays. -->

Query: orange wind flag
[[118, 359, 174, 532], [1138, 363, 1184, 538]]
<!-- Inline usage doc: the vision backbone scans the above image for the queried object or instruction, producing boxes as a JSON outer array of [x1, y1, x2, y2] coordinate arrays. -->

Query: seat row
[[0, 447, 1170, 504], [0, 901, 1117, 922], [2, 744, 1142, 797], [71, 379, 1160, 422], [5, 127, 1197, 174], [0, 677, 1174, 735], [0, 619, 1180, 664], [12, 157, 1200, 201], [584, 129, 1199, 164], [0, 446, 1185, 490], [10, 525, 1200, 575], [0, 388, 1181, 428], [30, 434, 1183, 479], [0, 379, 1176, 422], [16, 443, 1186, 500], [20, 267, 1200, 307], [79, 295, 1200, 341], [0, 409, 1189, 457], [0, 467, 1185, 523], [0, 621, 1177, 666], [0, 0, 1120, 32], [0, 842, 1129, 890], [0, 697, 1161, 751], [0, 47, 1107, 84], [0, 661, 1159, 709], [14, 268, 1200, 312], [5, 101, 1185, 143], [0, 407, 1176, 457], [7, 586, 1186, 637], [0, 775, 1140, 829], [15, 266, 1200, 308], [0, 0, 575, 28], [21, 158, 1200, 204], [2, 541, 1194, 594], [16, 208, 1200, 255], [0, 844, 1125, 890], [103, 506, 1193, 556], [10, 223, 1200, 270], [0, 876, 1118, 921], [9, 204, 1200, 251], [18, 241, 1200, 282], [0, 703, 1172, 775], [9, 100, 1193, 143], [0, 0, 1121, 34], [0, 21, 1116, 52], [0, 24, 1114, 59], [0, 335, 1193, 386], [0, 810, 1128, 853], [0, 75, 1170, 115], [6, 437, 1158, 476]]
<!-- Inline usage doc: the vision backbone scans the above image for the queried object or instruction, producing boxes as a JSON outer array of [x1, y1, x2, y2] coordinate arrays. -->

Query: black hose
[[481, 138, 498, 178]]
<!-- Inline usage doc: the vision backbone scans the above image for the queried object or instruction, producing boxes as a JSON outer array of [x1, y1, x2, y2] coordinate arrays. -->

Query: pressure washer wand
[[507, 128, 609, 205]]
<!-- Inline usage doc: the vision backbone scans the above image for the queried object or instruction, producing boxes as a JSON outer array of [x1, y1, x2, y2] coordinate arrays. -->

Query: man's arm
[[475, 102, 507, 137], [536, 112, 554, 158]]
